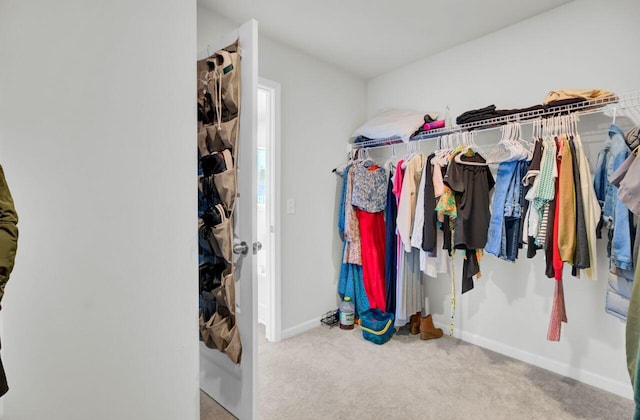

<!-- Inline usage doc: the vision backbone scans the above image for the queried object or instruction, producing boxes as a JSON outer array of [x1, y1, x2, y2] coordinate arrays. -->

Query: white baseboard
[[433, 321, 633, 400], [258, 303, 268, 326], [281, 317, 321, 341]]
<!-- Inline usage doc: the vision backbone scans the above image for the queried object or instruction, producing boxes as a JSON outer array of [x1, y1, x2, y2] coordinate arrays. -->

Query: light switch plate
[[287, 199, 295, 214]]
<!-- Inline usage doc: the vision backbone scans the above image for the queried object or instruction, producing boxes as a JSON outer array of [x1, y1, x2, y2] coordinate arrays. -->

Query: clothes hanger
[[332, 148, 355, 174], [454, 145, 487, 166], [384, 144, 397, 171], [401, 142, 418, 169], [506, 123, 523, 160], [454, 130, 488, 166], [487, 123, 522, 163], [358, 148, 377, 169], [358, 148, 375, 166], [433, 134, 451, 166], [565, 115, 571, 138]]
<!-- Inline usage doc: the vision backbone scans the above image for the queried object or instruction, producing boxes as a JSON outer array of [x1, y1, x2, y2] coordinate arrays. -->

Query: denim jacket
[[594, 124, 633, 271], [485, 159, 528, 261]]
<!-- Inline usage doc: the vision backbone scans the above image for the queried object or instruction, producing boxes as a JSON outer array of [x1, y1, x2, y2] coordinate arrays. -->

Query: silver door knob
[[253, 242, 262, 254], [233, 241, 249, 255]]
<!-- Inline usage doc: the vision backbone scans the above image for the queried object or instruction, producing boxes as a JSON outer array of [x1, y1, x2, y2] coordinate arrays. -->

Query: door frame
[[257, 77, 282, 343]]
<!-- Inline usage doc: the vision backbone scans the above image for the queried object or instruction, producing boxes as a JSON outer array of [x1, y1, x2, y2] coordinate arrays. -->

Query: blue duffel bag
[[359, 309, 395, 345]]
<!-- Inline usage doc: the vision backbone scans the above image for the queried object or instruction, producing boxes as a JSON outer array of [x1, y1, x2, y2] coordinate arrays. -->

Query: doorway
[[257, 78, 281, 342]]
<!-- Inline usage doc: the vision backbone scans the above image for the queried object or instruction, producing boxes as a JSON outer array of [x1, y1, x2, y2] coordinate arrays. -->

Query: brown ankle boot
[[409, 312, 421, 335], [420, 315, 443, 340]]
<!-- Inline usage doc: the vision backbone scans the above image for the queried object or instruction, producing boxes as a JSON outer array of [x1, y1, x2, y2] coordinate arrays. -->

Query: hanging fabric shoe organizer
[[196, 40, 242, 364]]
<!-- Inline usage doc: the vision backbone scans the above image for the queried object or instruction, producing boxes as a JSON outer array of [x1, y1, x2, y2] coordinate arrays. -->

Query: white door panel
[[198, 19, 258, 420]]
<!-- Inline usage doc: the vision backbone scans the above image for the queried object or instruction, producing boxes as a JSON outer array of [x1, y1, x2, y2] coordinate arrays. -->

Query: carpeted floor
[[202, 324, 634, 419], [200, 389, 235, 420]]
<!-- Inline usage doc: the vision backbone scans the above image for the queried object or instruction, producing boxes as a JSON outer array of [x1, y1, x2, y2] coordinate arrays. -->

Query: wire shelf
[[351, 90, 640, 150]]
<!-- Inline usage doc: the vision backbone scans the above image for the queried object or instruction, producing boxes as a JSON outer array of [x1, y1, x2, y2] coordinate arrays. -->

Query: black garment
[[456, 105, 498, 125], [529, 139, 544, 172], [568, 138, 590, 270], [384, 175, 397, 314], [462, 249, 481, 294], [456, 104, 546, 125], [442, 215, 453, 256], [526, 139, 544, 259], [444, 152, 495, 294], [527, 236, 540, 259], [444, 154, 495, 250], [545, 198, 557, 279], [422, 154, 438, 254], [520, 189, 530, 249]]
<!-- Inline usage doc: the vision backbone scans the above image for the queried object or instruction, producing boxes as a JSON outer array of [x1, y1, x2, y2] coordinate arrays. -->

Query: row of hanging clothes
[[335, 143, 447, 339], [335, 112, 614, 342], [495, 115, 602, 341], [584, 110, 640, 412], [595, 119, 640, 322], [613, 121, 640, 416], [433, 116, 602, 341]]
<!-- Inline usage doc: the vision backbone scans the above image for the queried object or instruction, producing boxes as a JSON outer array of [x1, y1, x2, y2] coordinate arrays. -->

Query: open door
[[198, 19, 258, 420]]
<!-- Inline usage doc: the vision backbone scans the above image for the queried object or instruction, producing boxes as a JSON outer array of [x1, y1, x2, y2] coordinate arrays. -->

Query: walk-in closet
[[2, 0, 640, 419]]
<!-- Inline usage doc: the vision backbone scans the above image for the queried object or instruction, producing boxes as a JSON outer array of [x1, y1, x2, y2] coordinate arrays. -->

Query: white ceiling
[[200, 0, 573, 79]]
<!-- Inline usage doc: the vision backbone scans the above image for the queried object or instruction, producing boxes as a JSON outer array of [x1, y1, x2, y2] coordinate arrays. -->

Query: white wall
[[0, 1, 199, 419], [367, 0, 640, 398], [198, 6, 368, 334]]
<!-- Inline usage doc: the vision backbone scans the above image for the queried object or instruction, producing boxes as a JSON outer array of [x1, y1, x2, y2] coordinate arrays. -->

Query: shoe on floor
[[420, 314, 443, 340]]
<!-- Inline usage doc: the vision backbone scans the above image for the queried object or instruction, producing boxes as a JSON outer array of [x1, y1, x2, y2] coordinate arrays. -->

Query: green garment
[[0, 165, 18, 397], [0, 166, 18, 307], [626, 260, 640, 419], [635, 343, 640, 420], [627, 263, 640, 386]]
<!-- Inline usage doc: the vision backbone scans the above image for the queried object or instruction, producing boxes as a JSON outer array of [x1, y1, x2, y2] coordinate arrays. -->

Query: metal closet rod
[[351, 90, 640, 151]]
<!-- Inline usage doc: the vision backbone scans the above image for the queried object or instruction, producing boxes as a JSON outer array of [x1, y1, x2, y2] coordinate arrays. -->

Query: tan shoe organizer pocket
[[205, 118, 238, 153], [198, 42, 242, 364], [206, 50, 240, 117], [211, 213, 232, 264], [213, 169, 236, 212], [222, 324, 242, 364]]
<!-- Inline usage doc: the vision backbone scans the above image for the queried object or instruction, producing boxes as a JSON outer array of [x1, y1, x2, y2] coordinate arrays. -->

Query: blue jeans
[[486, 161, 518, 257], [501, 161, 529, 261]]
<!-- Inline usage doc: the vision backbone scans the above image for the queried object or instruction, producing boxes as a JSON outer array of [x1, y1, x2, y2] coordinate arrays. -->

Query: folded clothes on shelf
[[456, 89, 618, 128], [352, 109, 439, 142], [455, 104, 545, 125], [544, 89, 617, 105]]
